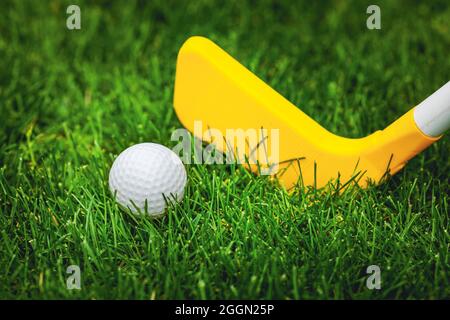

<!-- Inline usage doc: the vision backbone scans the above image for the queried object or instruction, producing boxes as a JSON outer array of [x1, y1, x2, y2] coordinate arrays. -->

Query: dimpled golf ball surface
[[109, 143, 187, 216]]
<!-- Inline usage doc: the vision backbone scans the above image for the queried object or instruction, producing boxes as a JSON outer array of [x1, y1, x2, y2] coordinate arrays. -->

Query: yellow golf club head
[[174, 36, 449, 189]]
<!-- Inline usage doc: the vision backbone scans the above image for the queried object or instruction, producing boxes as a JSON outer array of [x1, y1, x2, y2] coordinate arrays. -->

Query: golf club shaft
[[413, 81, 450, 137]]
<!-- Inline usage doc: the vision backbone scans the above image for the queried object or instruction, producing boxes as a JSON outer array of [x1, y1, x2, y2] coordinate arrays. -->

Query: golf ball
[[108, 143, 187, 216]]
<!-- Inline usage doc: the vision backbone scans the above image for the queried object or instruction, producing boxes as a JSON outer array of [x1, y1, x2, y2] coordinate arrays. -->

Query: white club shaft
[[413, 81, 450, 137]]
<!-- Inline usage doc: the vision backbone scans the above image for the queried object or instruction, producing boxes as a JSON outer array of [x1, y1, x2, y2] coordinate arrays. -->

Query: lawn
[[0, 0, 449, 299]]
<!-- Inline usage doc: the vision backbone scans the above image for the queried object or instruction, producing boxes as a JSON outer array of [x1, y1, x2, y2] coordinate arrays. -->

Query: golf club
[[174, 36, 449, 189]]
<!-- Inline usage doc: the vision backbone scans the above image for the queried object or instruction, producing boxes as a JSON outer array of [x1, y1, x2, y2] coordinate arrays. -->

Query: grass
[[0, 0, 449, 299]]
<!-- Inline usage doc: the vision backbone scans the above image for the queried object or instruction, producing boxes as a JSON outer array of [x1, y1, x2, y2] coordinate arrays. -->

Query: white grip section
[[413, 81, 450, 137]]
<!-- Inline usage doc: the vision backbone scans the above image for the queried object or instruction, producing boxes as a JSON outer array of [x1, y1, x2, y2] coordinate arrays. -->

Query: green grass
[[0, 0, 449, 299]]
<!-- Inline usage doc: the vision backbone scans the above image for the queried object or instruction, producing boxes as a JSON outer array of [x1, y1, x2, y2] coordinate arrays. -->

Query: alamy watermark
[[366, 5, 381, 30], [366, 265, 381, 290], [66, 5, 81, 30], [66, 265, 81, 290], [170, 121, 280, 175]]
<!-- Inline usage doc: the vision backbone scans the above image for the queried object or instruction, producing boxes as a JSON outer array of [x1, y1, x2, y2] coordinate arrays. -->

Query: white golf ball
[[108, 143, 187, 216]]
